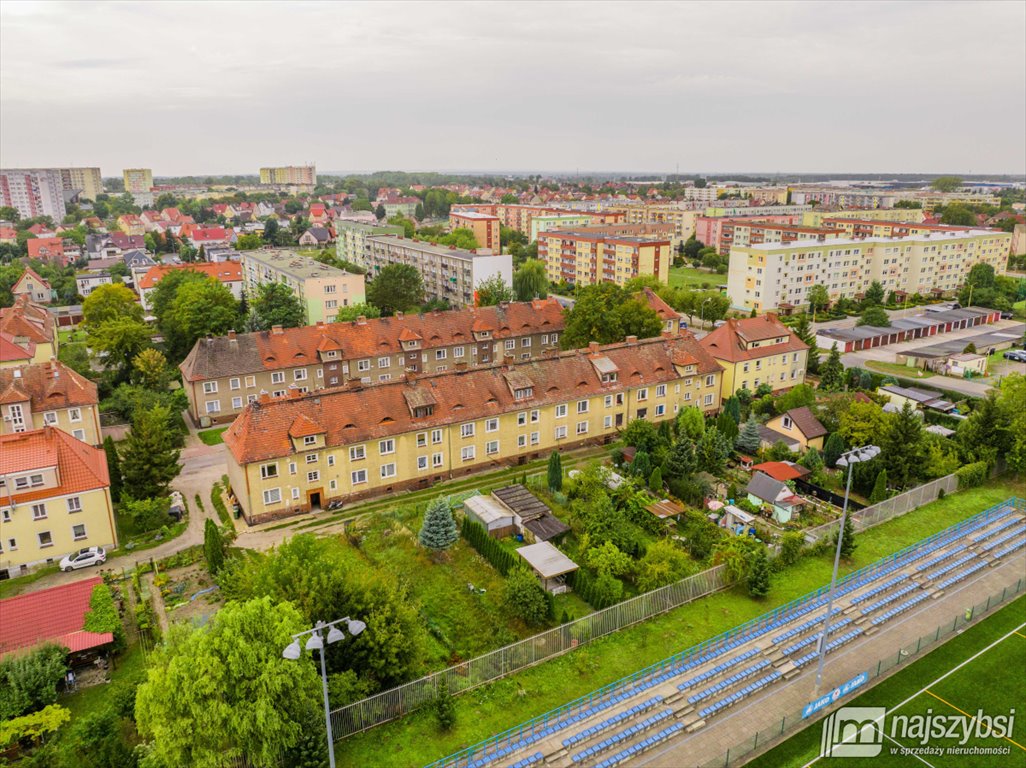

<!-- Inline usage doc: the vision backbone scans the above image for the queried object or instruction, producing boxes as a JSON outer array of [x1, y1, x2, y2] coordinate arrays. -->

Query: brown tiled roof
[[699, 314, 807, 363], [0, 361, 98, 410], [0, 297, 54, 345], [138, 262, 242, 290], [639, 288, 682, 321], [0, 333, 34, 363], [224, 334, 721, 465], [180, 299, 566, 382], [781, 406, 827, 439], [0, 427, 110, 505]]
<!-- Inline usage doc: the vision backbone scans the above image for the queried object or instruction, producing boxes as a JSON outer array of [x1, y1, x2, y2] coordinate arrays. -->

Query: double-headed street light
[[700, 297, 713, 330], [283, 617, 366, 768], [813, 444, 880, 694]]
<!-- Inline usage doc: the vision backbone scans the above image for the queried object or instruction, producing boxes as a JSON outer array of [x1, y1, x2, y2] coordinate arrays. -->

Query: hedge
[[955, 461, 989, 489], [460, 517, 516, 575]]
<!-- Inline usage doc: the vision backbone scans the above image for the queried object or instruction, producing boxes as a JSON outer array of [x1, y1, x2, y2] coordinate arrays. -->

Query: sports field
[[747, 595, 1026, 768]]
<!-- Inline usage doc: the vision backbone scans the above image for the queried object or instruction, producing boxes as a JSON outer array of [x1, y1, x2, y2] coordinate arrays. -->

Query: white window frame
[[351, 469, 368, 485], [263, 488, 282, 505], [349, 445, 366, 461], [461, 446, 476, 462], [379, 439, 395, 455], [380, 462, 397, 479]]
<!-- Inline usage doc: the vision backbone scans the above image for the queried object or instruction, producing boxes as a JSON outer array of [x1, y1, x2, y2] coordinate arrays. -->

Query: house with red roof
[[0, 360, 101, 444], [0, 576, 113, 658], [187, 226, 233, 252], [0, 426, 116, 577], [26, 223, 55, 237], [137, 261, 243, 311], [26, 236, 68, 265], [0, 226, 16, 245], [116, 214, 145, 237], [11, 268, 53, 304], [699, 314, 809, 401]]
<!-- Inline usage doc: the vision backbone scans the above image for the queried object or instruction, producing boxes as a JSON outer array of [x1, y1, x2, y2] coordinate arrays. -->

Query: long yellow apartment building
[[224, 334, 723, 524], [0, 427, 116, 577], [726, 229, 1012, 313]]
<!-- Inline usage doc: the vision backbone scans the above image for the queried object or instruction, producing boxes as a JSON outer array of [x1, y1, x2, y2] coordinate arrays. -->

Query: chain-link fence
[[330, 565, 728, 739], [698, 575, 1025, 768], [804, 474, 959, 544]]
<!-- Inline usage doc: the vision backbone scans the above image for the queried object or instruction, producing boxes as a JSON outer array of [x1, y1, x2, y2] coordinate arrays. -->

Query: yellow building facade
[[699, 314, 808, 400]]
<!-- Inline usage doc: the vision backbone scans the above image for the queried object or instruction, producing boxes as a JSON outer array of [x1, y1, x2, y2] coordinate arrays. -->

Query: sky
[[2, 0, 1024, 178]]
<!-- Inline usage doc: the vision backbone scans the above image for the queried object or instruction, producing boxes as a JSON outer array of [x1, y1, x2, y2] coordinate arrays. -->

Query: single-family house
[[298, 226, 332, 247], [75, 272, 113, 298], [11, 268, 53, 304], [763, 407, 827, 451]]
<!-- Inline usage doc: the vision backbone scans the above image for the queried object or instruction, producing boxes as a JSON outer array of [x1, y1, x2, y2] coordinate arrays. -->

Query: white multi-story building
[[365, 236, 512, 309], [0, 168, 67, 220], [727, 230, 1012, 313]]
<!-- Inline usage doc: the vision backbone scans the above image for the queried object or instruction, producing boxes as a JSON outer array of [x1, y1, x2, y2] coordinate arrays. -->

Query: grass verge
[[668, 265, 727, 289], [332, 478, 1024, 767], [747, 594, 1026, 768], [865, 360, 934, 379], [197, 426, 229, 445]]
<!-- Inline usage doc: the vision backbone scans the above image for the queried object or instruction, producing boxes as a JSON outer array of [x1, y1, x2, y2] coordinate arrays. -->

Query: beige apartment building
[[699, 314, 808, 400], [727, 230, 1012, 313], [802, 208, 926, 228], [240, 250, 366, 324], [61, 167, 103, 201], [365, 236, 512, 309], [448, 211, 501, 253], [0, 361, 101, 446], [122, 168, 153, 194], [223, 334, 723, 523], [0, 427, 116, 577], [537, 231, 672, 287], [179, 299, 567, 426], [607, 204, 702, 241], [259, 165, 316, 185], [335, 221, 404, 265], [0, 297, 59, 365]]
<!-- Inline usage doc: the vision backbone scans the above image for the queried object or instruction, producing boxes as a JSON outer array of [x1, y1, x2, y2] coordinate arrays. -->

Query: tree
[[791, 313, 819, 374], [778, 532, 805, 566], [161, 277, 240, 360], [512, 259, 548, 301], [676, 405, 706, 440], [863, 281, 885, 307], [374, 203, 386, 220], [120, 404, 181, 499], [414, 203, 425, 221], [648, 466, 663, 492], [963, 342, 977, 354], [204, 519, 226, 575], [723, 396, 741, 424], [103, 435, 123, 503], [366, 263, 424, 315], [664, 436, 697, 480], [88, 316, 153, 382], [931, 175, 963, 192], [838, 400, 888, 446], [818, 343, 845, 391], [475, 274, 514, 307], [881, 401, 925, 489], [561, 283, 661, 348], [807, 284, 830, 319], [418, 497, 458, 552], [823, 432, 845, 468], [132, 347, 171, 390], [250, 281, 306, 330], [857, 305, 891, 327], [836, 513, 857, 559], [0, 643, 68, 721], [83, 583, 126, 652], [547, 451, 563, 492], [715, 411, 739, 441], [503, 567, 549, 626], [262, 218, 280, 242], [735, 414, 762, 454], [869, 469, 889, 504], [940, 203, 976, 226], [434, 676, 456, 731], [333, 303, 381, 323], [747, 547, 770, 598], [682, 236, 703, 261], [774, 383, 816, 414], [587, 542, 633, 579], [635, 540, 693, 592], [697, 428, 731, 474], [135, 598, 321, 768], [236, 233, 264, 250], [82, 283, 143, 328]]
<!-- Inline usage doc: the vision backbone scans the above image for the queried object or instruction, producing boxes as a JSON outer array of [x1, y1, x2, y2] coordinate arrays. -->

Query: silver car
[[59, 546, 107, 572]]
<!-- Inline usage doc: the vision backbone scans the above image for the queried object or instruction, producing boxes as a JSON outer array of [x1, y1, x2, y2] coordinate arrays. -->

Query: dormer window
[[514, 387, 533, 401], [303, 435, 317, 446], [413, 405, 434, 418], [601, 372, 617, 384]]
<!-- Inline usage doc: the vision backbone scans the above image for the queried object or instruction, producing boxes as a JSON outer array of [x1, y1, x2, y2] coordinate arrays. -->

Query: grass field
[[749, 595, 1026, 768], [866, 360, 934, 379], [197, 425, 229, 445], [332, 479, 1024, 767], [668, 265, 727, 289]]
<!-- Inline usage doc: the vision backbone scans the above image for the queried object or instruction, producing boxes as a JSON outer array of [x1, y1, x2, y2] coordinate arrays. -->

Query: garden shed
[[745, 471, 805, 524], [493, 484, 570, 542], [463, 494, 516, 538], [516, 541, 579, 594]]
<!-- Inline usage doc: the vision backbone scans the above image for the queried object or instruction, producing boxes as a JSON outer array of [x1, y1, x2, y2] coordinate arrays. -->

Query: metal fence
[[699, 574, 1026, 768], [330, 564, 728, 739], [803, 473, 959, 544]]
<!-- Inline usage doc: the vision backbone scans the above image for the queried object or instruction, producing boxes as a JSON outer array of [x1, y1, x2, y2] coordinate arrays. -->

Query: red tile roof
[[137, 262, 242, 291], [180, 299, 567, 382], [12, 267, 51, 292], [0, 361, 98, 410], [0, 427, 110, 505], [750, 461, 809, 482], [0, 296, 55, 345], [0, 332, 34, 362], [189, 227, 229, 242], [639, 288, 682, 322], [224, 334, 721, 465], [699, 314, 808, 363], [0, 576, 113, 656], [26, 237, 65, 260]]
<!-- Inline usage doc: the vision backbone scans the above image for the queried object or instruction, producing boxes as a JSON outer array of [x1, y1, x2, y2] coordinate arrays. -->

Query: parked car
[[1000, 310, 1014, 320], [59, 546, 106, 572], [1003, 350, 1026, 362]]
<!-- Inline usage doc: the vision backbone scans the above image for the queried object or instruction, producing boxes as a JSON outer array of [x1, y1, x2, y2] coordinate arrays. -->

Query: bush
[[0, 644, 68, 721], [119, 497, 171, 534], [777, 532, 805, 567], [591, 572, 624, 608], [955, 462, 988, 489], [83, 584, 126, 653], [747, 548, 771, 598], [434, 677, 456, 731], [503, 567, 549, 626]]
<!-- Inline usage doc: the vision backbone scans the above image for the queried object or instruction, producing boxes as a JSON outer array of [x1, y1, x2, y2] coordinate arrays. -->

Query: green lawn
[[332, 478, 1024, 767], [1013, 300, 1025, 320], [197, 426, 229, 445], [865, 360, 934, 379], [668, 265, 727, 290], [748, 595, 1026, 768]]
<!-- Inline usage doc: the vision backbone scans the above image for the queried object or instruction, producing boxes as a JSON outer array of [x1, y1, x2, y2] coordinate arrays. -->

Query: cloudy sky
[[2, 1, 1024, 177]]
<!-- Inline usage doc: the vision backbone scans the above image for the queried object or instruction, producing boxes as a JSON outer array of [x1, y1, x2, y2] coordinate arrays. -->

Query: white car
[[59, 546, 107, 572]]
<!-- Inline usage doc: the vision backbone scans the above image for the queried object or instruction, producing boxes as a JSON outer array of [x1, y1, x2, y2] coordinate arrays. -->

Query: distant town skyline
[[2, 1, 1024, 176]]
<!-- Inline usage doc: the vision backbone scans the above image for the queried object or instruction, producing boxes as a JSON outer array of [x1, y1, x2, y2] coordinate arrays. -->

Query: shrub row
[[460, 517, 517, 576], [955, 461, 988, 489]]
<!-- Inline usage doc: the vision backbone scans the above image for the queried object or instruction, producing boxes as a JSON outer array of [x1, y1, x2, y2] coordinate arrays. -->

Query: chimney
[[356, 315, 366, 325], [395, 311, 403, 319], [588, 341, 600, 354], [626, 335, 638, 345], [271, 325, 284, 335], [315, 321, 324, 328], [227, 329, 236, 340]]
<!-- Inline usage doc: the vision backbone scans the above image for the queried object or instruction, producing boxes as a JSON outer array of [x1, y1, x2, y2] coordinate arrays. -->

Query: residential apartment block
[[223, 334, 723, 523], [137, 262, 244, 312], [179, 299, 566, 425], [726, 230, 1012, 313], [529, 215, 594, 243], [335, 221, 404, 265], [61, 167, 103, 201], [607, 204, 702, 241], [802, 208, 926, 228], [122, 168, 153, 194], [703, 204, 812, 219], [454, 204, 623, 235], [0, 361, 101, 445], [537, 231, 672, 287], [0, 427, 116, 578], [259, 165, 316, 186], [0, 168, 67, 220], [240, 250, 366, 324], [698, 314, 808, 400], [819, 219, 971, 239], [708, 219, 842, 256], [448, 210, 501, 253], [364, 236, 512, 308]]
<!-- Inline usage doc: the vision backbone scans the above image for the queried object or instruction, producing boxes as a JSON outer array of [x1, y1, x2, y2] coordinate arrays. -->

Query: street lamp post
[[701, 297, 712, 330], [813, 444, 880, 695], [283, 617, 367, 768]]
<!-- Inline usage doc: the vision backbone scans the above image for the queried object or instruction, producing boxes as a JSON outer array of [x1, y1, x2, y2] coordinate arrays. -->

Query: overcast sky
[[2, 1, 1024, 177]]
